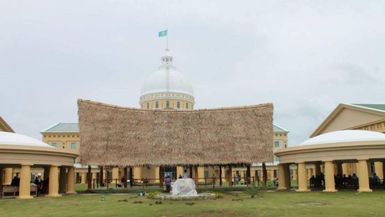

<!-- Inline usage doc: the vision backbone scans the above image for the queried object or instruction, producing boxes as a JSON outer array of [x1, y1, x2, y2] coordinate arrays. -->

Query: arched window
[[177, 101, 180, 109], [155, 101, 159, 108]]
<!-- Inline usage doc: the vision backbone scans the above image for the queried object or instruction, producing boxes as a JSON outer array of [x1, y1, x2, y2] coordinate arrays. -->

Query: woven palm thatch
[[78, 99, 273, 166]]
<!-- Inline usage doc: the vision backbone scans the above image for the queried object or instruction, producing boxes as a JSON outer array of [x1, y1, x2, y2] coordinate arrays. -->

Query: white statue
[[171, 178, 198, 196]]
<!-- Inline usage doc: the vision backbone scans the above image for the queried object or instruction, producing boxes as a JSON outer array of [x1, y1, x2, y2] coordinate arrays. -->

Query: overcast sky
[[1, 0, 384, 145]]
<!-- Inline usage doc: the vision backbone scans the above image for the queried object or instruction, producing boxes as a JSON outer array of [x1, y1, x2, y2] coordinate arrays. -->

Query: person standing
[[164, 175, 172, 193]]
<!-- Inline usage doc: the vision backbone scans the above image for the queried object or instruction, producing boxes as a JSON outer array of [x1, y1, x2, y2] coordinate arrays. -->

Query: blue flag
[[158, 30, 168, 37]]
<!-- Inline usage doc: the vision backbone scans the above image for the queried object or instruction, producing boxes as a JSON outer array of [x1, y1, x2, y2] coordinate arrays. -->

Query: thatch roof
[[78, 99, 273, 166]]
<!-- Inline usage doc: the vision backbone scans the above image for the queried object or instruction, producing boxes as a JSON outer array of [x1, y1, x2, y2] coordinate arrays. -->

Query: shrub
[[147, 191, 160, 199], [245, 184, 264, 198]]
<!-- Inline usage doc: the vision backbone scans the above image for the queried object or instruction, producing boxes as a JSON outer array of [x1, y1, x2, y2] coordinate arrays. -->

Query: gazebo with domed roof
[[0, 131, 78, 199], [275, 130, 385, 192]]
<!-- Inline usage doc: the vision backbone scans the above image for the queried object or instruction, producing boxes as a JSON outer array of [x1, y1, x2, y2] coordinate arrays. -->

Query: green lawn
[[1, 191, 385, 217]]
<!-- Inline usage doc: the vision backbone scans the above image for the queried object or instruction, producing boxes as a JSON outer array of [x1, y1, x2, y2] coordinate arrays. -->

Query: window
[[51, 143, 58, 148], [186, 103, 188, 109], [70, 143, 77, 149], [166, 101, 170, 108], [274, 156, 280, 162], [155, 101, 159, 108], [146, 103, 149, 109], [274, 141, 280, 148], [177, 101, 180, 109]]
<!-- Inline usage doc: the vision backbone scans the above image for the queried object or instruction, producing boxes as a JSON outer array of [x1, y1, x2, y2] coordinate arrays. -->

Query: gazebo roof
[[275, 130, 385, 163], [0, 131, 78, 166], [300, 130, 385, 147], [0, 131, 53, 148]]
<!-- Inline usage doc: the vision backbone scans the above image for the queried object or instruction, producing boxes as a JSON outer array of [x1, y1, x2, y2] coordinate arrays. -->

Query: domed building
[[136, 49, 197, 181], [41, 49, 288, 188], [139, 49, 194, 110]]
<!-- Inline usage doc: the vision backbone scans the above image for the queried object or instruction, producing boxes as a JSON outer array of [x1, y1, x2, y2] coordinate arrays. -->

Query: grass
[[1, 190, 385, 217]]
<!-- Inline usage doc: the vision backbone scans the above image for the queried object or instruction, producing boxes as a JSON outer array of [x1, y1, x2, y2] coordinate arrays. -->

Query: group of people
[[10, 173, 46, 195], [309, 172, 384, 189]]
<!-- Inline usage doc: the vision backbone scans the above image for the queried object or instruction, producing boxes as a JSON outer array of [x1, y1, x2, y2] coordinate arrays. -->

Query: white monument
[[171, 178, 198, 196]]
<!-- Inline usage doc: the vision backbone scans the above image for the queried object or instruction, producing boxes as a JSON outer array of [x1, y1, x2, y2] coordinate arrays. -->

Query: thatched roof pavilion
[[78, 99, 273, 167]]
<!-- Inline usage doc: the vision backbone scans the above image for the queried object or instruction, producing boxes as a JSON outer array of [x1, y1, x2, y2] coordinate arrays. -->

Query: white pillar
[[296, 162, 309, 192], [66, 167, 76, 194], [18, 164, 33, 199], [323, 161, 337, 192], [48, 165, 61, 197], [357, 159, 372, 192]]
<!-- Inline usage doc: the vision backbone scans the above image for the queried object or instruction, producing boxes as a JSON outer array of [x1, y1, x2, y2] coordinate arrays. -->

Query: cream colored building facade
[[275, 103, 385, 192], [42, 49, 288, 186], [311, 104, 385, 179]]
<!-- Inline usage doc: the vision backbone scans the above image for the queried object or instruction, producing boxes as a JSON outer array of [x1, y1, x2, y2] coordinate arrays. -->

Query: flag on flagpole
[[158, 30, 168, 37]]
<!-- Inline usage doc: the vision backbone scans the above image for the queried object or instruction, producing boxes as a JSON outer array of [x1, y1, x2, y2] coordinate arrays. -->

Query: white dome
[[140, 50, 194, 96], [0, 131, 53, 148], [300, 130, 385, 146], [141, 68, 193, 95]]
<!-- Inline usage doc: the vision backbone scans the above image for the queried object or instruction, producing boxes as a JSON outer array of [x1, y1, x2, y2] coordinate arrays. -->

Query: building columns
[[176, 166, 184, 178], [112, 167, 119, 183], [198, 166, 205, 183], [18, 164, 33, 199], [296, 162, 309, 192], [80, 172, 86, 184], [66, 167, 76, 194], [133, 167, 142, 181], [278, 164, 288, 191], [357, 159, 372, 192], [226, 166, 232, 185], [48, 165, 61, 197], [3, 168, 13, 185], [374, 162, 384, 180], [323, 161, 337, 192]]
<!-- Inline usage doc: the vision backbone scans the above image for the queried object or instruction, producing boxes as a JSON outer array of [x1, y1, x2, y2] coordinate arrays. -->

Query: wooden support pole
[[219, 165, 223, 186], [87, 165, 92, 191], [228, 165, 233, 186], [255, 169, 260, 185], [262, 162, 267, 186], [129, 167, 133, 187], [246, 165, 251, 185], [99, 166, 104, 187], [123, 167, 128, 188], [189, 166, 193, 178]]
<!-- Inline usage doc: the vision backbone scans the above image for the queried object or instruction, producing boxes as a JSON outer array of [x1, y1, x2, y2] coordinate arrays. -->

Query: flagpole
[[166, 30, 169, 50]]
